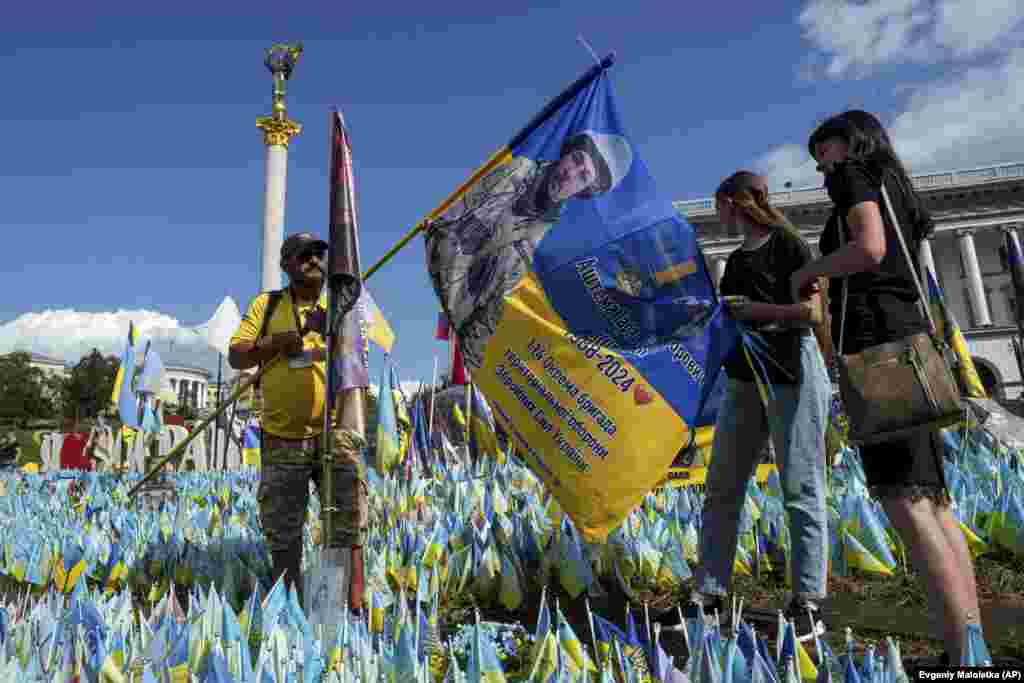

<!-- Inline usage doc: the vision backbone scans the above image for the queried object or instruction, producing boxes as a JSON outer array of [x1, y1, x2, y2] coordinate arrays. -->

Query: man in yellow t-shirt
[[228, 232, 368, 612]]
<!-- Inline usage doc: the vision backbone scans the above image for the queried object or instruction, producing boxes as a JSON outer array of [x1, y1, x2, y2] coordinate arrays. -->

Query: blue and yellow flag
[[114, 322, 140, 428], [375, 363, 402, 473], [468, 384, 501, 460], [364, 288, 396, 354], [425, 57, 737, 541], [242, 419, 261, 468], [925, 269, 986, 398]]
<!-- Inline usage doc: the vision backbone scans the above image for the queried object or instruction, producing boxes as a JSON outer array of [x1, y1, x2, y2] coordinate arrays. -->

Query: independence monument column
[[256, 43, 303, 292]]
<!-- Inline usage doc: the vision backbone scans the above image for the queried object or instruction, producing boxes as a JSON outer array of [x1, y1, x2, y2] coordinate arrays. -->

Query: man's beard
[[291, 266, 324, 288]]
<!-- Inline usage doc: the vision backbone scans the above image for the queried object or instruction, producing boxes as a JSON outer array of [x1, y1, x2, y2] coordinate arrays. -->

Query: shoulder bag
[[835, 179, 963, 445]]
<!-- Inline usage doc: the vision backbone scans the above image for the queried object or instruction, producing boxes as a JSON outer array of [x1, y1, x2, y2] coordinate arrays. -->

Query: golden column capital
[[256, 116, 302, 148]]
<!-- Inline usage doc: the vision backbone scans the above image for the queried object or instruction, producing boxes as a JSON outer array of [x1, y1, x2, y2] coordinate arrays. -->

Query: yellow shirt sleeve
[[231, 293, 270, 346]]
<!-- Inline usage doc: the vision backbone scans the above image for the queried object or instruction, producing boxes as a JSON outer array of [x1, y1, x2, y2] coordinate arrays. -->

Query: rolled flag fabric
[[327, 109, 364, 337], [424, 57, 737, 541], [436, 311, 451, 341], [450, 336, 468, 386], [335, 292, 370, 390]]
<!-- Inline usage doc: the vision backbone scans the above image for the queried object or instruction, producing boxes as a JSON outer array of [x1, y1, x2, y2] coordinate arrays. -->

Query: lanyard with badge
[[287, 286, 317, 369]]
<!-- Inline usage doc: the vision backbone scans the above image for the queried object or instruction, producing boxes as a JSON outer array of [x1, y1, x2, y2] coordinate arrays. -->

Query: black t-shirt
[[720, 230, 812, 385], [818, 161, 928, 354]]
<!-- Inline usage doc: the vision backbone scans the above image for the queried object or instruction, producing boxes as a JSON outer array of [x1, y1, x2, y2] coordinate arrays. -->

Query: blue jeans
[[696, 334, 831, 601]]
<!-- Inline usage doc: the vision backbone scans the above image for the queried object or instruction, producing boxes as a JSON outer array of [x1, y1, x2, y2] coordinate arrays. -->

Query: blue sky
[[2, 1, 1022, 384]]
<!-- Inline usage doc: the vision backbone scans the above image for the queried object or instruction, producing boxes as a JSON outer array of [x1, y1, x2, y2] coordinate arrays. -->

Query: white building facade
[[26, 353, 69, 379], [165, 365, 212, 411], [676, 161, 1024, 401]]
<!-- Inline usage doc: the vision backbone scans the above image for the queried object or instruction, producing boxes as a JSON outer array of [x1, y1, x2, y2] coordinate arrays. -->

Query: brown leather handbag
[[835, 182, 963, 445]]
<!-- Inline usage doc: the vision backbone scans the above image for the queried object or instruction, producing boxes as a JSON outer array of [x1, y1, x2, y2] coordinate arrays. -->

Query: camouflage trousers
[[257, 429, 368, 552]]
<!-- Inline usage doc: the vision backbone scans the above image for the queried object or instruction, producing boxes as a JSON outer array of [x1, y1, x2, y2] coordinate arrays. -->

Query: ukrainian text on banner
[[426, 63, 738, 541]]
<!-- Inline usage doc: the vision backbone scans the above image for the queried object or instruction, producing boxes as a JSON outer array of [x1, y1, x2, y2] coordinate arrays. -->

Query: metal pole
[[221, 396, 239, 470], [427, 356, 438, 438], [1005, 230, 1024, 406], [212, 353, 223, 462]]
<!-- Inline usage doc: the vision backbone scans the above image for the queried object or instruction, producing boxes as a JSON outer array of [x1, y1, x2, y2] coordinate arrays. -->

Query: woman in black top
[[689, 171, 832, 631], [790, 110, 981, 661]]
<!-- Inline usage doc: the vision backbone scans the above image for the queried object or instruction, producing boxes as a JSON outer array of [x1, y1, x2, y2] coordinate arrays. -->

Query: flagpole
[[1005, 229, 1024, 404], [221, 395, 239, 470], [464, 380, 473, 451], [449, 335, 456, 386], [427, 356, 438, 438], [360, 53, 615, 282], [212, 353, 223, 463], [325, 107, 369, 615]]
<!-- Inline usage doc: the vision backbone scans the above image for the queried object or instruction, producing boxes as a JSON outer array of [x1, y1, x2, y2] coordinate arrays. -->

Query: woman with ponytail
[[688, 171, 832, 631]]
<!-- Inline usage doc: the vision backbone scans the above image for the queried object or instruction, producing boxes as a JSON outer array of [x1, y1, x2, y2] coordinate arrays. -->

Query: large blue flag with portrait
[[426, 61, 738, 540]]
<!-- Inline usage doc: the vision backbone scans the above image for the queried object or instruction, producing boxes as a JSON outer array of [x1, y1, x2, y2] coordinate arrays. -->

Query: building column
[[957, 229, 992, 327], [256, 50, 302, 294], [259, 143, 291, 293], [1004, 224, 1023, 264], [711, 256, 728, 287], [918, 234, 936, 282]]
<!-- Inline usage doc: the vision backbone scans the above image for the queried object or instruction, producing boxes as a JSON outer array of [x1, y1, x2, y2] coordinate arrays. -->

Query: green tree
[[64, 349, 119, 419], [0, 352, 56, 425]]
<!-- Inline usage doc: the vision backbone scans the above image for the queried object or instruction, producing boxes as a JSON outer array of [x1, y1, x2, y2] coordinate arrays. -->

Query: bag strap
[[836, 173, 936, 356], [255, 290, 284, 388], [258, 290, 284, 342], [838, 221, 849, 355], [879, 181, 936, 335]]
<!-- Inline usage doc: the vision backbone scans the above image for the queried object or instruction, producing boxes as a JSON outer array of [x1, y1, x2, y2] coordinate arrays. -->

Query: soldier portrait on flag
[[427, 131, 633, 370], [423, 57, 739, 540]]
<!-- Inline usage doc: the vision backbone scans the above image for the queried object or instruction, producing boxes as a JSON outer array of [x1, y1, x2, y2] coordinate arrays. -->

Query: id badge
[[288, 350, 314, 369]]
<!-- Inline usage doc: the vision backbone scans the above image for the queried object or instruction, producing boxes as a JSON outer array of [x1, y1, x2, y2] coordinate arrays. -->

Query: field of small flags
[[0, 404, 1022, 681]]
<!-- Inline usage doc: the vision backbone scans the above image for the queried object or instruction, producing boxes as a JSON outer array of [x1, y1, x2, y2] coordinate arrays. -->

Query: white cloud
[[751, 144, 821, 191], [799, 0, 1024, 78], [0, 308, 228, 375], [933, 0, 1023, 58], [369, 381, 431, 400], [888, 47, 1024, 173], [754, 2, 1024, 189], [799, 0, 933, 78]]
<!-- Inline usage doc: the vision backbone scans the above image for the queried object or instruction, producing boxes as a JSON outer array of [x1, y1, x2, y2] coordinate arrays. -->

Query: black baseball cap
[[281, 232, 328, 262]]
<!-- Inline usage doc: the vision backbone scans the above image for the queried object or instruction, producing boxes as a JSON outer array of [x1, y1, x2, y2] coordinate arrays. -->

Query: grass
[[2, 548, 1023, 675], [724, 548, 1024, 661]]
